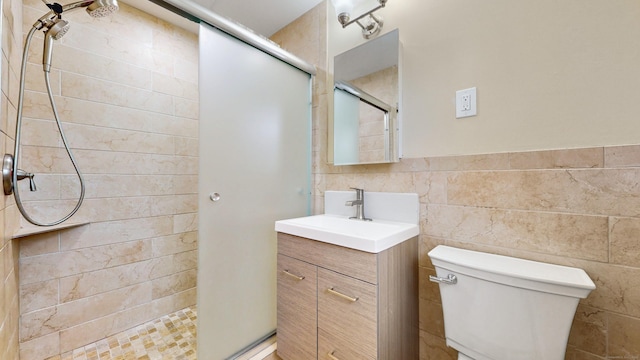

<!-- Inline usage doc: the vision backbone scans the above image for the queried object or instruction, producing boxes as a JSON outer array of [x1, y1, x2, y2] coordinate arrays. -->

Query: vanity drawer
[[317, 267, 377, 358], [278, 232, 378, 284], [277, 254, 317, 360], [319, 328, 375, 360]]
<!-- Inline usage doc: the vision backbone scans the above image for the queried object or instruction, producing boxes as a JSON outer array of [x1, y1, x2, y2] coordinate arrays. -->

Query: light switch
[[456, 87, 477, 118]]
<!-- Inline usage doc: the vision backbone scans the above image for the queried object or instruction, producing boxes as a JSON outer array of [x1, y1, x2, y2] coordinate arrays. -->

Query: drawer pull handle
[[327, 287, 358, 302], [282, 270, 305, 281], [327, 351, 340, 360]]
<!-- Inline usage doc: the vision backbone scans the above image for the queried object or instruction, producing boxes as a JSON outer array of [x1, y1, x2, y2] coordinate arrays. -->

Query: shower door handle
[[209, 192, 221, 202]]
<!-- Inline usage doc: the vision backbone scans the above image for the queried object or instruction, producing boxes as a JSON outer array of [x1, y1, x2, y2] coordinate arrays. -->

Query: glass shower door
[[197, 23, 311, 359]]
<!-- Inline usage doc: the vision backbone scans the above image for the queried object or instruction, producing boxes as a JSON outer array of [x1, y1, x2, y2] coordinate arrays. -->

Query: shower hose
[[11, 26, 85, 226]]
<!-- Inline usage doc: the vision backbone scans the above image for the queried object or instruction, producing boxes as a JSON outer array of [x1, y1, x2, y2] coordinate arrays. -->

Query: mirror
[[332, 29, 400, 165]]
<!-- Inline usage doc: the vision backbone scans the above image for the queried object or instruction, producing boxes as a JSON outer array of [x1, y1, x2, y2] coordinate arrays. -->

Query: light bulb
[[330, 0, 354, 16]]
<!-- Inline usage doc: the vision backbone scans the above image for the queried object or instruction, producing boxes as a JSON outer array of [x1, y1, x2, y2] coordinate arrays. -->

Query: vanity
[[274, 191, 419, 360]]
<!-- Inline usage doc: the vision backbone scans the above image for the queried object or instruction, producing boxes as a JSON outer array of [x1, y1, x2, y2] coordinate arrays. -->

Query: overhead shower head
[[86, 0, 119, 18], [35, 0, 118, 72]]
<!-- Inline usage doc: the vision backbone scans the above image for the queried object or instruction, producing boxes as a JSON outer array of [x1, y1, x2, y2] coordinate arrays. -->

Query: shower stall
[[5, 0, 314, 358]]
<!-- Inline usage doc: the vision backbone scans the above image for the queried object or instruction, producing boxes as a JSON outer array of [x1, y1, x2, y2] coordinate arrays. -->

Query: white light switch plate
[[456, 87, 477, 118]]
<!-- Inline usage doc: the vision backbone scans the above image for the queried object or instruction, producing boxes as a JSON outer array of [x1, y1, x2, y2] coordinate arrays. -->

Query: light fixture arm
[[337, 0, 386, 28]]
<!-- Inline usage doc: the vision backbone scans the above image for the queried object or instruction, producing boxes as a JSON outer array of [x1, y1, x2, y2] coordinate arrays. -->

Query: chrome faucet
[[345, 187, 372, 221]]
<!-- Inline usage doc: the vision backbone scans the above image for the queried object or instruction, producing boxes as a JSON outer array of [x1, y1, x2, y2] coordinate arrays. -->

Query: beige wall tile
[[22, 93, 156, 132], [54, 44, 153, 91], [152, 116, 198, 138], [20, 239, 152, 284], [175, 56, 199, 84], [173, 213, 197, 233], [428, 153, 510, 171], [61, 72, 174, 114], [59, 260, 155, 303], [324, 171, 415, 193], [153, 72, 198, 100], [508, 147, 604, 169], [419, 330, 457, 360], [151, 269, 196, 299], [426, 204, 609, 261], [174, 97, 199, 120], [19, 118, 60, 147], [59, 216, 174, 250], [564, 347, 606, 360], [18, 331, 60, 360], [604, 145, 640, 167], [419, 299, 445, 338], [63, 123, 176, 155], [61, 174, 174, 199], [580, 261, 640, 319], [567, 305, 607, 357], [20, 283, 152, 341], [152, 26, 198, 63], [19, 232, 59, 257], [1, 0, 21, 356], [152, 231, 197, 257], [149, 250, 197, 280], [175, 137, 198, 156], [414, 171, 447, 205], [608, 313, 640, 358], [172, 175, 198, 195], [19, 279, 58, 314], [419, 267, 441, 304], [609, 217, 640, 267], [58, 302, 158, 353], [447, 169, 640, 217]]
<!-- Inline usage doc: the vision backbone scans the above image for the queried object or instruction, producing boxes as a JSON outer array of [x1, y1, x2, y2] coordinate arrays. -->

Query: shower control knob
[[209, 192, 221, 202]]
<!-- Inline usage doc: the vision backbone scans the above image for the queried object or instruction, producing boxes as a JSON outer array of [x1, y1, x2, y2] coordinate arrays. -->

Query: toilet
[[427, 245, 596, 360]]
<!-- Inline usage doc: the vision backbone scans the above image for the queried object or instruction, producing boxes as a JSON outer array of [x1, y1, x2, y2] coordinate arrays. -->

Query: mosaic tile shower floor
[[43, 306, 281, 360], [46, 307, 198, 360]]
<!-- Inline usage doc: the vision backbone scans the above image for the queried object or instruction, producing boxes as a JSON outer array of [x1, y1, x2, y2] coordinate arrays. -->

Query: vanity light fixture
[[331, 0, 387, 39]]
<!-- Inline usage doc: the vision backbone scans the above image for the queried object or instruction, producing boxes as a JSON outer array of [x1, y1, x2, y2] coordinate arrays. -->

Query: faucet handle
[[351, 187, 364, 201], [350, 187, 364, 198]]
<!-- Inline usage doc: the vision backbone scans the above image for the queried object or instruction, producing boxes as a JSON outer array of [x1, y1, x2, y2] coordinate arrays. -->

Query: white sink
[[275, 214, 419, 253]]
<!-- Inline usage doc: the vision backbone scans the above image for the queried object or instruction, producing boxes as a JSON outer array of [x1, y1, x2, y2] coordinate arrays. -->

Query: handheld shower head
[[47, 18, 70, 40], [86, 0, 118, 18], [43, 18, 69, 72]]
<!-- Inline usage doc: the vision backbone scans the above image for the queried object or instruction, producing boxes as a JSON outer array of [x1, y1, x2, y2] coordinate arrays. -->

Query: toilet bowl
[[428, 245, 595, 360]]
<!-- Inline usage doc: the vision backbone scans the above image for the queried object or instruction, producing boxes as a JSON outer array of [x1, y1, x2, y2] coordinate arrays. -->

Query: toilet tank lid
[[428, 246, 596, 292]]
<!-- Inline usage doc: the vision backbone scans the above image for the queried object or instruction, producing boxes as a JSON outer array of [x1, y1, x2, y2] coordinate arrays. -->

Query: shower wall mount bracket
[[3, 154, 14, 195]]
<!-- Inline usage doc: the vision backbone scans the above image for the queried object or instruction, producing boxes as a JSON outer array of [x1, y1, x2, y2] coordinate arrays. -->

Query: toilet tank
[[427, 246, 595, 360]]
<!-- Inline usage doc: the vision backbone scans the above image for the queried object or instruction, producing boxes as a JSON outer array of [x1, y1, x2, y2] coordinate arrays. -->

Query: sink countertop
[[275, 214, 419, 253]]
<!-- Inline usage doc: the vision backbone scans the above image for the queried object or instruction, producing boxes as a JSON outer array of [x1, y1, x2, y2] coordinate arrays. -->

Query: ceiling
[[121, 0, 324, 36]]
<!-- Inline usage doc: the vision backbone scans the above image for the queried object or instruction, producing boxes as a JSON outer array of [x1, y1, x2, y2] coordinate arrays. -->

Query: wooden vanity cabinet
[[276, 232, 418, 360]]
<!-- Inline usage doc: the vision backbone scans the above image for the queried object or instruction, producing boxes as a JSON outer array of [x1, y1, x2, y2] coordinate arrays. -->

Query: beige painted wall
[[0, 0, 199, 358], [329, 0, 640, 157]]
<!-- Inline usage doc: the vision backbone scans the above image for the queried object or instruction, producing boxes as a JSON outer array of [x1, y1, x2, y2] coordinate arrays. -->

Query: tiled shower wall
[[12, 1, 199, 359], [273, 3, 640, 360], [1, 0, 26, 356]]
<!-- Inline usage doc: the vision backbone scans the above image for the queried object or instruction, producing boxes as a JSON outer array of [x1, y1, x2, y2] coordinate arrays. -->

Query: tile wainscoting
[[315, 145, 640, 359]]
